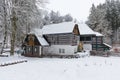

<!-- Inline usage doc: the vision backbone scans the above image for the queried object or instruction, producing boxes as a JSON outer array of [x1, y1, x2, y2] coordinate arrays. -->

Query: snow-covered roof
[[94, 32, 103, 36], [103, 43, 112, 48], [42, 22, 76, 35], [28, 30, 49, 46], [78, 23, 95, 35], [33, 22, 104, 37], [42, 22, 97, 35], [36, 35, 49, 46]]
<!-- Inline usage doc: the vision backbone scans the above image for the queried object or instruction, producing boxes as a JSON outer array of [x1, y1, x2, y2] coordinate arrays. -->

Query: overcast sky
[[47, 0, 105, 22]]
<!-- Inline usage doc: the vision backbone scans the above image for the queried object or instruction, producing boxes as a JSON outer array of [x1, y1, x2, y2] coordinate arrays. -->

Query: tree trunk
[[10, 9, 17, 56]]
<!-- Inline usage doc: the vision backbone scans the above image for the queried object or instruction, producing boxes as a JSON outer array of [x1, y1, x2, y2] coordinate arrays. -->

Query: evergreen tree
[[64, 14, 73, 22], [105, 0, 120, 42], [86, 1, 120, 44]]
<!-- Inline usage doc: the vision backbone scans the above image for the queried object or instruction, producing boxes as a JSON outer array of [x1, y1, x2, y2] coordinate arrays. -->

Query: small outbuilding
[[22, 33, 49, 57]]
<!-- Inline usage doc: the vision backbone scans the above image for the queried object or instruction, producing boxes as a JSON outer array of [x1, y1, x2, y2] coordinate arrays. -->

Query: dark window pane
[[80, 37, 84, 41], [86, 37, 91, 41]]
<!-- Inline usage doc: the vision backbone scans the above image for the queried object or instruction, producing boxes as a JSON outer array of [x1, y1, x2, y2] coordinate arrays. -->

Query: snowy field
[[1, 55, 120, 80]]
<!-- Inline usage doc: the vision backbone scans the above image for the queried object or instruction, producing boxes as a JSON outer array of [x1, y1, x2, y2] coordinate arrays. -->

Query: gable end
[[73, 24, 80, 35]]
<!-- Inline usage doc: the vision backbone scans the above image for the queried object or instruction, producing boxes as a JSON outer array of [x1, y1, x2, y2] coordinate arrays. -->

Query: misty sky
[[47, 0, 105, 22]]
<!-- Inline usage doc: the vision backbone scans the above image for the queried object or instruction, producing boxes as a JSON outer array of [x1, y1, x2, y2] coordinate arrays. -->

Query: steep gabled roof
[[42, 22, 76, 35], [78, 23, 95, 35], [34, 22, 103, 37], [27, 31, 49, 46]]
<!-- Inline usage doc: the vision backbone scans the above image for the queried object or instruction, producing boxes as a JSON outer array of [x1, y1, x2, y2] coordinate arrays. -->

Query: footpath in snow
[[0, 53, 27, 67]]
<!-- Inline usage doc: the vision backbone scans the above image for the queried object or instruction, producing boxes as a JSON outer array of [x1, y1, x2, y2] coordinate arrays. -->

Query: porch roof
[[103, 43, 112, 48]]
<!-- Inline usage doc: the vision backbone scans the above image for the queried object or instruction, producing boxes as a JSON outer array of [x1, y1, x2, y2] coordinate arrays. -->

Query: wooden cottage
[[22, 22, 111, 57], [22, 33, 49, 57], [41, 22, 80, 56]]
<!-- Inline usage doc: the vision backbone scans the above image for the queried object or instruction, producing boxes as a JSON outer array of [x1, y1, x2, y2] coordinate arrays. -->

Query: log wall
[[44, 33, 79, 46]]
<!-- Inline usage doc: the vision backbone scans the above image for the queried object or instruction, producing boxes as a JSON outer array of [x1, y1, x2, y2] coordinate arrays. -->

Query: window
[[80, 36, 91, 41], [34, 48, 37, 52], [29, 47, 31, 51], [59, 49, 65, 53], [59, 49, 61, 53], [80, 37, 85, 41], [86, 37, 91, 41], [62, 49, 65, 53]]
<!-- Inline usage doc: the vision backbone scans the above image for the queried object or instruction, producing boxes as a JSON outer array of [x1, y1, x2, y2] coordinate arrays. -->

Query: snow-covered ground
[[1, 55, 120, 80]]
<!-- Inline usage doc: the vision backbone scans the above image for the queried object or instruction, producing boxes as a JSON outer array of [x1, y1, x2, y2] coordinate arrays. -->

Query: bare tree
[[0, 0, 11, 54]]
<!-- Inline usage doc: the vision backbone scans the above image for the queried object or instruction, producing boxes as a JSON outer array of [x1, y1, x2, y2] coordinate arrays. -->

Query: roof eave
[[43, 32, 73, 35]]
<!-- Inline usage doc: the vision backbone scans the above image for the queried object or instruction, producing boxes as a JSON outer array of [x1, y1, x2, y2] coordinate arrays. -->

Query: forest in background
[[0, 0, 73, 55], [1, 0, 120, 55], [86, 0, 120, 45]]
